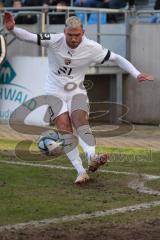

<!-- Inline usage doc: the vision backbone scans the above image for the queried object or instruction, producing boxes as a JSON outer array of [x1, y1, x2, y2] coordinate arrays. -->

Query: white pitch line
[[0, 160, 73, 170], [0, 160, 160, 180], [0, 200, 160, 232], [128, 177, 160, 196]]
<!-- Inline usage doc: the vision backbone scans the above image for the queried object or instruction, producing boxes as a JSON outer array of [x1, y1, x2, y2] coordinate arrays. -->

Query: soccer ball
[[37, 130, 64, 156]]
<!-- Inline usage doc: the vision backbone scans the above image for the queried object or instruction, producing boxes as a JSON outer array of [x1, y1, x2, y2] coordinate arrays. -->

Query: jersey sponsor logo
[[58, 66, 72, 75], [39, 33, 51, 40], [64, 58, 71, 65]]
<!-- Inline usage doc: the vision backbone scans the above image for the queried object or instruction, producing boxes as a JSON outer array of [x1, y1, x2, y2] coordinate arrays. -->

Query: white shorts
[[45, 86, 89, 121]]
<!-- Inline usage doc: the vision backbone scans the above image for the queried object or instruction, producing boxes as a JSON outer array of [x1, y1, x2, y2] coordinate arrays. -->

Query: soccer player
[[4, 12, 153, 184]]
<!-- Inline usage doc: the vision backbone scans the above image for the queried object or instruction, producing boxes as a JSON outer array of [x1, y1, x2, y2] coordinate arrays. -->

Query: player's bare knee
[[56, 121, 73, 134], [58, 125, 73, 134], [55, 113, 73, 134]]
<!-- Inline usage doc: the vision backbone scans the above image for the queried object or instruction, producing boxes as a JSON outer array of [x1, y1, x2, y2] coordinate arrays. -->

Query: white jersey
[[12, 27, 141, 94], [11, 27, 141, 118], [37, 33, 110, 92]]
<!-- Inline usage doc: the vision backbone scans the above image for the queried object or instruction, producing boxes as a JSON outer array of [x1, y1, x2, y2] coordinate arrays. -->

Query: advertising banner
[[0, 56, 49, 125]]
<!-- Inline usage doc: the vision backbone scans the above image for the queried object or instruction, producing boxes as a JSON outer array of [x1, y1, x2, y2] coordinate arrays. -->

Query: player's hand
[[4, 12, 15, 31], [137, 73, 154, 82]]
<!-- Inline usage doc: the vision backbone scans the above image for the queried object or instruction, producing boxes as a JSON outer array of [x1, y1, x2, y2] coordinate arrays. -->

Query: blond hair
[[65, 16, 83, 28]]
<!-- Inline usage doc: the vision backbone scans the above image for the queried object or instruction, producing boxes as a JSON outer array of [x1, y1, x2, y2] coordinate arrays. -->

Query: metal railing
[[0, 6, 130, 43], [135, 10, 160, 23], [1, 7, 159, 57]]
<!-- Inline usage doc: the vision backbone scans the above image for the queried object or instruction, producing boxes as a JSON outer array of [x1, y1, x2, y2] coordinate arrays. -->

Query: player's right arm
[[4, 12, 38, 44], [4, 12, 52, 46], [11, 27, 38, 44]]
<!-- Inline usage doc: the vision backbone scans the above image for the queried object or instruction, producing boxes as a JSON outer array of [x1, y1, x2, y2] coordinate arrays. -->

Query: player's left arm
[[109, 52, 154, 82]]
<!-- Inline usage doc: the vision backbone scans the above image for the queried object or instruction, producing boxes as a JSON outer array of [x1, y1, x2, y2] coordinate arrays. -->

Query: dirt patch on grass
[[0, 219, 160, 240], [0, 180, 6, 187]]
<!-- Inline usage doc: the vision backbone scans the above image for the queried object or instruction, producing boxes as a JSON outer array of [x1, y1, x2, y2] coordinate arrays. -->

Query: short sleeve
[[91, 41, 111, 64]]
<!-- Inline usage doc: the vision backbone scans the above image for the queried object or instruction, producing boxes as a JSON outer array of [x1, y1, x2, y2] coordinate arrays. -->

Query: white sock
[[79, 136, 96, 163], [66, 147, 86, 175]]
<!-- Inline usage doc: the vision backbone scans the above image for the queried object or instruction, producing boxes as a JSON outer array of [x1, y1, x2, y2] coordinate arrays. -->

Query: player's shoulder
[[83, 36, 102, 49], [50, 32, 64, 42]]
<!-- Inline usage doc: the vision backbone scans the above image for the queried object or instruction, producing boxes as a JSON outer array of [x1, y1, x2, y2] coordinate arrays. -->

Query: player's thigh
[[70, 93, 89, 114], [44, 93, 69, 126]]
